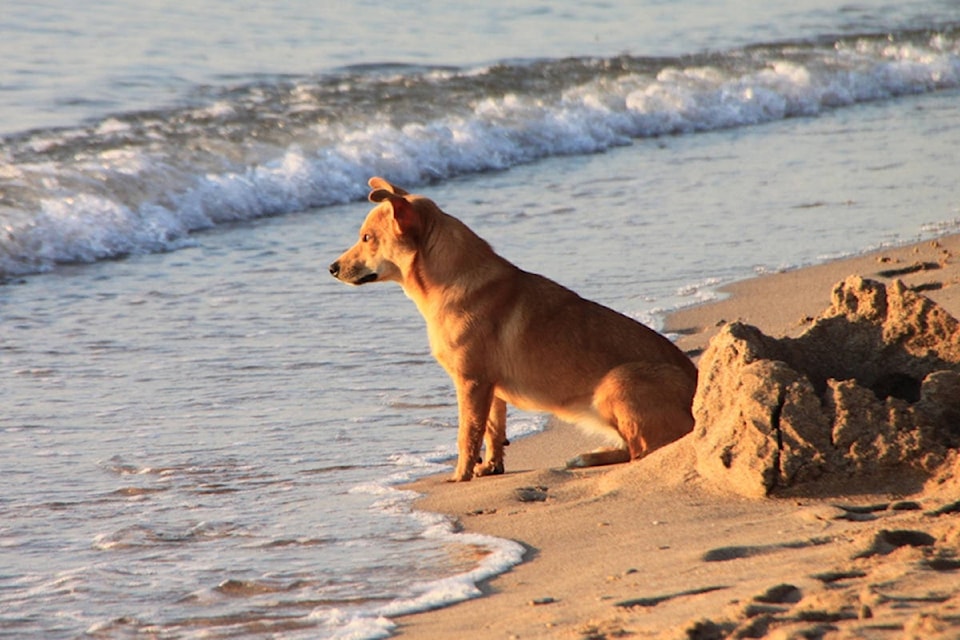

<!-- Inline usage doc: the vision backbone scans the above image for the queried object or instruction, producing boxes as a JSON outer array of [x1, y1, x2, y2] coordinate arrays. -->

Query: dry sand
[[397, 234, 960, 639]]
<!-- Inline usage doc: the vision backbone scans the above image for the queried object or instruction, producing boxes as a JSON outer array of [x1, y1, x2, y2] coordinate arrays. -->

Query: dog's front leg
[[450, 379, 494, 482], [475, 396, 507, 477]]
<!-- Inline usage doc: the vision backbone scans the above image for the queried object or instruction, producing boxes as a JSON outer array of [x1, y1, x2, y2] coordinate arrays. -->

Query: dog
[[330, 177, 697, 481]]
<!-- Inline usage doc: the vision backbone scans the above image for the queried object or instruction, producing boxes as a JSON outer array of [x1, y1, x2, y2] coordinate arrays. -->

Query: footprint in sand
[[701, 536, 832, 562]]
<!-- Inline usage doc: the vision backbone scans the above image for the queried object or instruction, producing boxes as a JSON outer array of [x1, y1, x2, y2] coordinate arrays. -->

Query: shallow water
[[2, 1, 960, 638]]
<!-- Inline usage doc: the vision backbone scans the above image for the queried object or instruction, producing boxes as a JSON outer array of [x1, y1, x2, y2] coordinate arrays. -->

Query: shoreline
[[664, 234, 960, 360], [396, 233, 960, 639]]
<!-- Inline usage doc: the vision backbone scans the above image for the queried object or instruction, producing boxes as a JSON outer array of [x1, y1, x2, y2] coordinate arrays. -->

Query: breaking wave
[[2, 28, 959, 277]]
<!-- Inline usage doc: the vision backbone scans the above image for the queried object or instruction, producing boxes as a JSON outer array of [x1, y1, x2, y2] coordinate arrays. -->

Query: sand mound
[[694, 275, 960, 497]]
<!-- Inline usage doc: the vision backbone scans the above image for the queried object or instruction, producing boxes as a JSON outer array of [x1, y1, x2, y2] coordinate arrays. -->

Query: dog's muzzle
[[329, 261, 378, 285]]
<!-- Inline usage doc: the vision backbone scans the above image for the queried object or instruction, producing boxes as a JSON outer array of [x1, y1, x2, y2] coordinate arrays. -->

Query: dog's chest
[[425, 311, 485, 373], [423, 300, 516, 378]]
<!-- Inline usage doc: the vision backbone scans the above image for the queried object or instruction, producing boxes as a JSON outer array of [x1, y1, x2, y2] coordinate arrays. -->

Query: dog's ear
[[387, 197, 419, 237], [368, 177, 418, 237], [368, 177, 410, 200]]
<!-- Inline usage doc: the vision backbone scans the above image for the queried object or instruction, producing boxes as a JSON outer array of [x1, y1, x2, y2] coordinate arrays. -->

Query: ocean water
[[2, 1, 960, 638]]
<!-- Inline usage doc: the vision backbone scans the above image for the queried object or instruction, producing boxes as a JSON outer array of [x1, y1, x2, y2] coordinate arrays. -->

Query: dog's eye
[[362, 233, 371, 243]]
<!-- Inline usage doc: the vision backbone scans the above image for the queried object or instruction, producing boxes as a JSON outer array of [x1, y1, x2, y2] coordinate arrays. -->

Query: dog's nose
[[329, 261, 340, 278]]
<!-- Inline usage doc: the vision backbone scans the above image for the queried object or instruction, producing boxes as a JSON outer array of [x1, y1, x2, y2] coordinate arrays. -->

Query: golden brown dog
[[330, 178, 697, 481]]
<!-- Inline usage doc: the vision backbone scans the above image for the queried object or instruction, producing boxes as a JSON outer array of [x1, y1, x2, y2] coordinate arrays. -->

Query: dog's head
[[329, 177, 424, 286]]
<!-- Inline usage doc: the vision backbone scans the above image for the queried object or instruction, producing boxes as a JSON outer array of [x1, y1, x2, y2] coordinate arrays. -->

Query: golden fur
[[330, 178, 697, 481]]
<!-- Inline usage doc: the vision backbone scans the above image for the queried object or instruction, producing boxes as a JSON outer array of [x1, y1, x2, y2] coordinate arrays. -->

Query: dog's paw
[[474, 460, 505, 477], [447, 469, 474, 482], [566, 448, 631, 469]]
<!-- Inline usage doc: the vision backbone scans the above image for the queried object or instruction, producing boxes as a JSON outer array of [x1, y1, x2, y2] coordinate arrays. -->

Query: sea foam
[[328, 415, 542, 638]]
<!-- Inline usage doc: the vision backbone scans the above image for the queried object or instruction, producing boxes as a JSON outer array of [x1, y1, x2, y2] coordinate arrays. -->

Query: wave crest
[[2, 29, 958, 277]]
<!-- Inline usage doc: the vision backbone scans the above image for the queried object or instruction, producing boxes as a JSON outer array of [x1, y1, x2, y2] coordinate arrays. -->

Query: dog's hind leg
[[589, 362, 696, 462], [563, 407, 631, 468], [475, 396, 507, 477]]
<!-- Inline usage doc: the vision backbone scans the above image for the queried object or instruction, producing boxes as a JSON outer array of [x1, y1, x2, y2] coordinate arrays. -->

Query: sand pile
[[694, 275, 960, 497]]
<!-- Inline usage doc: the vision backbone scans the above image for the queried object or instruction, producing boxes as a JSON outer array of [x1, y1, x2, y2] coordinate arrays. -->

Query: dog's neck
[[400, 211, 513, 311]]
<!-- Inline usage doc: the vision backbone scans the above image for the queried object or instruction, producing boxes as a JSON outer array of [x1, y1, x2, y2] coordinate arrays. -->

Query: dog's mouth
[[354, 272, 378, 285]]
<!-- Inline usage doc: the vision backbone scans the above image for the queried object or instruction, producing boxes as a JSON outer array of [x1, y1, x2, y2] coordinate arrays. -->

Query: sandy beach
[[397, 234, 960, 639]]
